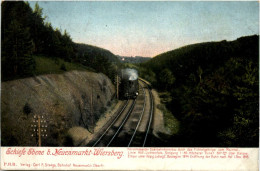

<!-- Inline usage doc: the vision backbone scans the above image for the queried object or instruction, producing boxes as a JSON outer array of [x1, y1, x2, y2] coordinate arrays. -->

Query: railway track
[[85, 79, 154, 147], [128, 79, 154, 147]]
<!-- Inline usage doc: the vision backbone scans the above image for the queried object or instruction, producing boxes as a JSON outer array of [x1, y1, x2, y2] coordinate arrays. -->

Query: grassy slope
[[34, 55, 94, 76]]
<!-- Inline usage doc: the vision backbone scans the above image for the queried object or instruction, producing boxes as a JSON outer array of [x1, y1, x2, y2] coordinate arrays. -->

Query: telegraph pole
[[37, 115, 41, 146], [115, 65, 120, 100], [31, 115, 47, 146], [116, 74, 119, 99], [90, 84, 94, 133]]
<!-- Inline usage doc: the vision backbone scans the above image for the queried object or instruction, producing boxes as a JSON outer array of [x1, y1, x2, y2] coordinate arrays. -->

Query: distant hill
[[76, 43, 120, 63], [117, 55, 151, 63], [141, 35, 259, 147], [73, 43, 120, 80]]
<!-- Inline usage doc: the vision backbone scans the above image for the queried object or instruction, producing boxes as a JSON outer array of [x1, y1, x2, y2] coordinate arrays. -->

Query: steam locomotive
[[119, 68, 139, 99]]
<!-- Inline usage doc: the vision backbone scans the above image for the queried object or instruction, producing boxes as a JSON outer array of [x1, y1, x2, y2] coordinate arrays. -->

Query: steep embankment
[[1, 70, 115, 146]]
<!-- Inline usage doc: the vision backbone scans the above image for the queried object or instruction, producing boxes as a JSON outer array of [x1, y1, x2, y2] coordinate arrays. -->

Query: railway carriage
[[119, 68, 139, 99]]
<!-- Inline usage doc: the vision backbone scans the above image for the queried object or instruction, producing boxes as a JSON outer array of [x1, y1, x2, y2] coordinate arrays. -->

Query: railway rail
[[86, 79, 154, 147], [138, 79, 154, 147]]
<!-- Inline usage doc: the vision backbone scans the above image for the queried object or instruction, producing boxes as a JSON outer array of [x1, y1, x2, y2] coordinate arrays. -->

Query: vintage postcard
[[1, 1, 259, 170]]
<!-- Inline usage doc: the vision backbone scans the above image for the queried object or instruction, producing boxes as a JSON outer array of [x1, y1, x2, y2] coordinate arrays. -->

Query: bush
[[60, 63, 67, 71]]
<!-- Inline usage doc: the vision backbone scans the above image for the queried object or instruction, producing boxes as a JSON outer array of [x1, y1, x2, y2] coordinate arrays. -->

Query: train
[[119, 68, 139, 99]]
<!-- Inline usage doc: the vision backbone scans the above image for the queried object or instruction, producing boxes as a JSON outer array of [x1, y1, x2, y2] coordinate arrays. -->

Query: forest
[[140, 35, 259, 147], [1, 1, 119, 81]]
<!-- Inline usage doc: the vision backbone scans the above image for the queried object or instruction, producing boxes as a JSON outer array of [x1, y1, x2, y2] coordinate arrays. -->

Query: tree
[[2, 20, 35, 80], [158, 68, 176, 90], [59, 30, 75, 61], [30, 2, 45, 54]]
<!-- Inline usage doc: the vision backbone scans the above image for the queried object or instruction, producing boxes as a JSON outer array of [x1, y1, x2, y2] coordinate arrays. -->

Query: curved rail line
[[91, 100, 130, 147], [106, 99, 136, 146], [142, 81, 154, 147]]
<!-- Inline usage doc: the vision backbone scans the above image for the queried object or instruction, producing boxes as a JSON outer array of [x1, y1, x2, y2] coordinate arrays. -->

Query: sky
[[29, 1, 259, 57]]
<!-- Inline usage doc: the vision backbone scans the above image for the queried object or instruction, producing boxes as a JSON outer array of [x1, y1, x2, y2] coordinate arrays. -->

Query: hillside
[[1, 1, 121, 147], [76, 43, 120, 63], [1, 70, 115, 146], [141, 35, 259, 147], [146, 35, 258, 83]]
